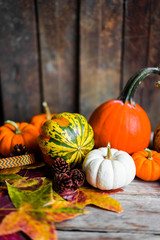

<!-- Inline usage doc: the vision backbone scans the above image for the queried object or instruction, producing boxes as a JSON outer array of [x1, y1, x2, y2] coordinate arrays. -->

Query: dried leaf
[[45, 206, 87, 223], [0, 167, 22, 174], [0, 177, 87, 240], [6, 178, 53, 209], [0, 174, 23, 182], [74, 187, 123, 213], [0, 203, 57, 240]]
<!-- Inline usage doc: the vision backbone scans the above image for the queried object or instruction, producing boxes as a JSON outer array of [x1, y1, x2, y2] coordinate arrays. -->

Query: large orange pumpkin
[[0, 120, 39, 157], [30, 102, 56, 133], [89, 67, 160, 154]]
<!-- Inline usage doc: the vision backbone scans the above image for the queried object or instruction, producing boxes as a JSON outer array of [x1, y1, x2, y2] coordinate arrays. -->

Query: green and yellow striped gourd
[[38, 112, 94, 167]]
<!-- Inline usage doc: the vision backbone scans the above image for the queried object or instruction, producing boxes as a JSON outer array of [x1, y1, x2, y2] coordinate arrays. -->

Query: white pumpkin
[[82, 143, 136, 190]]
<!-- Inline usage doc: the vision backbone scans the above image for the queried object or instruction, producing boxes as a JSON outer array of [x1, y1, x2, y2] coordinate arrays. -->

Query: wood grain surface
[[37, 0, 79, 114], [0, 0, 40, 122], [143, 0, 160, 130], [122, 0, 150, 85], [79, 0, 123, 120], [56, 178, 160, 240]]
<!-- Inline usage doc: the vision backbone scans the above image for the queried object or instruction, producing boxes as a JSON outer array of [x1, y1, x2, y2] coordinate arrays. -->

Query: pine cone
[[71, 169, 85, 188], [56, 173, 74, 193], [51, 158, 70, 175], [10, 144, 28, 156]]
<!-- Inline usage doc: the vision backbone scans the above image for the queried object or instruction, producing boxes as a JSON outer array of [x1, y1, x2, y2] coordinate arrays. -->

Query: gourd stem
[[5, 120, 21, 134], [145, 148, 152, 160], [105, 142, 113, 160], [42, 101, 51, 119], [118, 67, 160, 105]]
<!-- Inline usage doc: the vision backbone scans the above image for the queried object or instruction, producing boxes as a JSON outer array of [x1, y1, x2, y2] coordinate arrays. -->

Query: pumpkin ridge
[[152, 152, 160, 164], [48, 137, 76, 149], [96, 148, 113, 189], [54, 128, 78, 147], [0, 129, 15, 139], [140, 159, 151, 181], [82, 138, 95, 149], [42, 121, 78, 147], [92, 155, 103, 189], [53, 127, 78, 146], [96, 159, 104, 189], [17, 122, 28, 131], [115, 158, 127, 187], [110, 157, 116, 189], [0, 135, 13, 156], [74, 113, 91, 146], [81, 126, 94, 147], [21, 132, 38, 149], [55, 115, 84, 146], [74, 113, 84, 145], [65, 125, 82, 146], [22, 128, 39, 138], [151, 159, 160, 181], [47, 143, 77, 154], [21, 124, 36, 132]]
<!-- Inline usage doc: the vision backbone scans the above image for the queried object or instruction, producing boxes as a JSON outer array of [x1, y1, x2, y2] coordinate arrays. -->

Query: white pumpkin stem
[[145, 148, 152, 160], [105, 142, 113, 160], [5, 120, 21, 134], [42, 101, 51, 119]]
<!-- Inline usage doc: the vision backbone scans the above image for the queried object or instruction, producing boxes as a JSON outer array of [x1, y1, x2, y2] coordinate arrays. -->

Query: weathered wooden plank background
[[0, 0, 160, 130]]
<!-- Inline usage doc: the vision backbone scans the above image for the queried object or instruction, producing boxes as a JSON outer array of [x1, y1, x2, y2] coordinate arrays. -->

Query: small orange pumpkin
[[30, 102, 56, 133], [0, 120, 39, 157], [132, 148, 160, 181]]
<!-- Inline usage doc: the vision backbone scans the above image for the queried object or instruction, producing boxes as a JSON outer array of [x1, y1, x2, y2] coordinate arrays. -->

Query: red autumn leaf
[[73, 186, 123, 213]]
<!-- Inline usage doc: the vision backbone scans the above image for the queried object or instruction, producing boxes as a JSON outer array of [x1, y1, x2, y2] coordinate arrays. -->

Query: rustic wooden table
[[55, 178, 160, 240]]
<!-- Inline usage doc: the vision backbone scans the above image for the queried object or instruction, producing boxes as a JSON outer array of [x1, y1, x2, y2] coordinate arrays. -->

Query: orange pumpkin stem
[[42, 101, 51, 119], [145, 148, 152, 160], [5, 120, 21, 134], [105, 142, 113, 160]]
